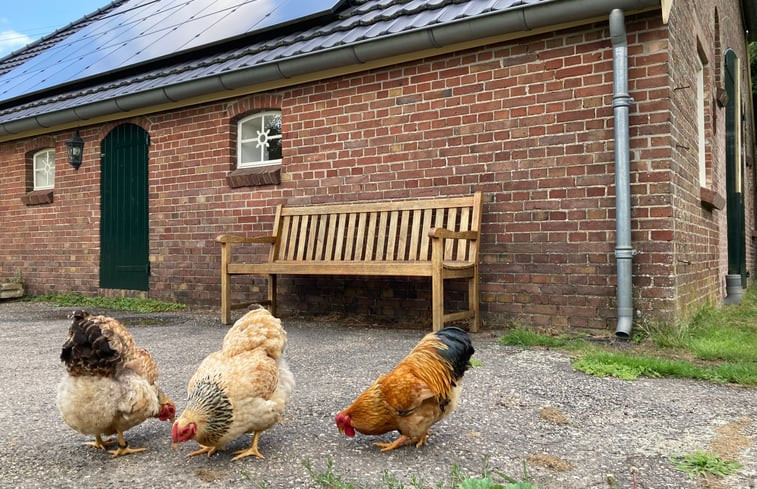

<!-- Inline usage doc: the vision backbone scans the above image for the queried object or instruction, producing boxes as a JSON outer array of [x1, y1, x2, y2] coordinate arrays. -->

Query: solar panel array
[[0, 0, 344, 105]]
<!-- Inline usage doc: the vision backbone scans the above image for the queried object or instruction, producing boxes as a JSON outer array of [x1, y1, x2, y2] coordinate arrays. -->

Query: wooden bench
[[216, 191, 483, 331]]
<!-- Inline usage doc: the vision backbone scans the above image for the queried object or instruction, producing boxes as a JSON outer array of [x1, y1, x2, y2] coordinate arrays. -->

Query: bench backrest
[[270, 192, 483, 263]]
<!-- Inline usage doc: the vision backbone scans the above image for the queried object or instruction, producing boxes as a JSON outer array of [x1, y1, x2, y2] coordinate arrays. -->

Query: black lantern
[[65, 130, 84, 170]]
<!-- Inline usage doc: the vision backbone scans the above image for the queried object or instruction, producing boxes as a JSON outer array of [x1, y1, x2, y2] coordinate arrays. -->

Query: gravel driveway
[[0, 300, 754, 489]]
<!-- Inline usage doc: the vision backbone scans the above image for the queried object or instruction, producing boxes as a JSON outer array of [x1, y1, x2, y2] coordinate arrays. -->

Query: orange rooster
[[335, 326, 474, 451], [56, 311, 176, 457], [171, 307, 294, 460]]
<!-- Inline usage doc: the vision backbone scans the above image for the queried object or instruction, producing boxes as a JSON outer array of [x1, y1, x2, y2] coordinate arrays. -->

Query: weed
[[302, 458, 542, 489], [27, 293, 186, 313], [670, 451, 742, 478], [469, 358, 484, 368]]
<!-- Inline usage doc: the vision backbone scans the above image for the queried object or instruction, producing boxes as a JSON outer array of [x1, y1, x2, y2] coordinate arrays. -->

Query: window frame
[[33, 148, 55, 190], [237, 110, 282, 169]]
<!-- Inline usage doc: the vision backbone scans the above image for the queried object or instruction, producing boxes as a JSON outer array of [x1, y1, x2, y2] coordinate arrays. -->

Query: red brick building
[[1, 0, 755, 335]]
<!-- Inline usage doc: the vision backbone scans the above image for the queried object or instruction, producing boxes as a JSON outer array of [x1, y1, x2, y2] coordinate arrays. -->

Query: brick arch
[[225, 93, 284, 122]]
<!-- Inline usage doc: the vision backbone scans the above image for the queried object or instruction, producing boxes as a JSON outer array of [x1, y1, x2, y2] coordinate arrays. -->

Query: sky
[[0, 1, 109, 58]]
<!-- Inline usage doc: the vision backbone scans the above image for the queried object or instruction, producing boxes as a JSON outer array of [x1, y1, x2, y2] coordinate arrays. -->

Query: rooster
[[56, 311, 176, 457], [171, 307, 294, 460], [335, 326, 474, 451]]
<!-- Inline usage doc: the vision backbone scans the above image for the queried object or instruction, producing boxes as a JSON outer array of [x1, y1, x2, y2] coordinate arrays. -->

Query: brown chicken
[[171, 307, 295, 460], [56, 311, 176, 457], [335, 326, 474, 451]]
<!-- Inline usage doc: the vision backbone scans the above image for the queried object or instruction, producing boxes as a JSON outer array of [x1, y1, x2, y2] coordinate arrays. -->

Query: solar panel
[[0, 0, 345, 105]]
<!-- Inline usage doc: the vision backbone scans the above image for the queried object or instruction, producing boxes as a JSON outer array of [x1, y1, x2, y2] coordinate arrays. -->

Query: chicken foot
[[375, 434, 411, 452], [108, 432, 146, 457], [187, 444, 217, 458], [84, 435, 115, 450], [231, 431, 264, 460], [375, 430, 431, 452]]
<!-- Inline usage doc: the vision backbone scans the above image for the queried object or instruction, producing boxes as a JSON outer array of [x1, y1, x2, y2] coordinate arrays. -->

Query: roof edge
[[0, 0, 661, 140]]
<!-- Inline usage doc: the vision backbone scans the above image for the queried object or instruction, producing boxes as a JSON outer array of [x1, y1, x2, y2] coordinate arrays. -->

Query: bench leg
[[220, 245, 232, 325], [431, 272, 443, 332], [267, 274, 277, 316], [468, 270, 479, 333]]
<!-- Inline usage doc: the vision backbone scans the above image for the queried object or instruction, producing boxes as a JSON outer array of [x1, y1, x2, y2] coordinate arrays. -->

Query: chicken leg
[[108, 432, 146, 457], [84, 435, 115, 450], [231, 431, 265, 460]]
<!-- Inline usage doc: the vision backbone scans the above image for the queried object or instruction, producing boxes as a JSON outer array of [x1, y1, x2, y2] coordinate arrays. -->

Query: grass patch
[[26, 293, 186, 313], [670, 451, 742, 479], [302, 458, 541, 489], [501, 284, 757, 386]]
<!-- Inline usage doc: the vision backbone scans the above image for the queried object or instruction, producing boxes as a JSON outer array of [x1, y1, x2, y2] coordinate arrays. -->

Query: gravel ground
[[0, 300, 755, 489]]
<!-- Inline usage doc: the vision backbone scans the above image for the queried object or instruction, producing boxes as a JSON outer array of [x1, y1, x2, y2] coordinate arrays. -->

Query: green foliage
[[27, 293, 186, 313], [671, 451, 742, 478], [469, 358, 484, 368], [504, 282, 757, 386], [302, 459, 542, 489]]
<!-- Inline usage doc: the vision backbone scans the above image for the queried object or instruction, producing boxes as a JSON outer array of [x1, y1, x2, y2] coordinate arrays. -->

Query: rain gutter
[[0, 0, 660, 137]]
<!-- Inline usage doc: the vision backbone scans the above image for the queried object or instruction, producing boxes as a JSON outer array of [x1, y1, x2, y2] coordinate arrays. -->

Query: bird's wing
[[222, 308, 287, 359], [378, 368, 435, 416], [123, 347, 159, 385]]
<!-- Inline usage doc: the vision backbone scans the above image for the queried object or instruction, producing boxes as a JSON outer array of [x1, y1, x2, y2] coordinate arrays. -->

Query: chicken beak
[[171, 442, 179, 450]]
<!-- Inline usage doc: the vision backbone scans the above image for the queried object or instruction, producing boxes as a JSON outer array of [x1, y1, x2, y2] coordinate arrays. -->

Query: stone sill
[[226, 165, 281, 188], [21, 189, 54, 206], [700, 187, 725, 211]]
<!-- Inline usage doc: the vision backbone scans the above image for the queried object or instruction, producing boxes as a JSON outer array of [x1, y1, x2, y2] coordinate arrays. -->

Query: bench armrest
[[428, 228, 478, 240], [216, 234, 277, 244]]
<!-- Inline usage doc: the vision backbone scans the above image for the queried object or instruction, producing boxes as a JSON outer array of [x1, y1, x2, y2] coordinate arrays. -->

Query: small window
[[696, 54, 706, 185], [33, 148, 55, 190], [238, 111, 282, 168]]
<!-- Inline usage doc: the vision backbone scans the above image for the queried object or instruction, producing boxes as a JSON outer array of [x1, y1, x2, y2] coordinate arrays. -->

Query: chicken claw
[[231, 432, 264, 460], [187, 444, 217, 458], [84, 435, 115, 450], [374, 435, 410, 452], [107, 432, 146, 457]]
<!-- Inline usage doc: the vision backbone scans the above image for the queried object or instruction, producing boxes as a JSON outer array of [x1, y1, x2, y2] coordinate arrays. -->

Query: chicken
[[56, 311, 176, 457], [335, 326, 474, 451], [171, 307, 294, 460]]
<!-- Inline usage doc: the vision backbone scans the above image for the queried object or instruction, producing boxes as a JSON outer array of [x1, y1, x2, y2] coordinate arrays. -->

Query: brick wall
[[1, 5, 753, 332]]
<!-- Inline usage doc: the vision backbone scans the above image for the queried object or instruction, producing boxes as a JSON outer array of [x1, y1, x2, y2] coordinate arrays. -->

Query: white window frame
[[33, 148, 55, 190], [696, 54, 706, 186], [237, 111, 282, 168]]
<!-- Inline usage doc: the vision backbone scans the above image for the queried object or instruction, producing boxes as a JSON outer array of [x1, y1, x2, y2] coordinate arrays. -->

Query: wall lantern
[[65, 130, 84, 170]]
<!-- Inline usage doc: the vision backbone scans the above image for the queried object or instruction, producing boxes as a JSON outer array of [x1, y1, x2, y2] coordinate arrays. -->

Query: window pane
[[33, 149, 55, 190], [266, 138, 282, 160], [265, 113, 281, 136], [241, 141, 261, 163], [241, 117, 262, 140]]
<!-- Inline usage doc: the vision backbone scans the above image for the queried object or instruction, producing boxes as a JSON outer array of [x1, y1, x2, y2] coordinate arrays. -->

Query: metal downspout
[[610, 9, 635, 339]]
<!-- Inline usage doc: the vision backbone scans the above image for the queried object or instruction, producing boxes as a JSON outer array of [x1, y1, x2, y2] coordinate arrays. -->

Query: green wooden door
[[99, 123, 150, 290]]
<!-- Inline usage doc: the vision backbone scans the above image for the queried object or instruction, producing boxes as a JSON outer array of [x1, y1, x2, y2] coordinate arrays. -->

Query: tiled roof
[[0, 0, 661, 134]]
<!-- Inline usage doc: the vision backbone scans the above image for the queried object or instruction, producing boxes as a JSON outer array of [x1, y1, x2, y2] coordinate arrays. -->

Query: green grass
[[499, 284, 757, 386], [671, 451, 742, 479], [302, 459, 541, 489], [26, 293, 186, 313]]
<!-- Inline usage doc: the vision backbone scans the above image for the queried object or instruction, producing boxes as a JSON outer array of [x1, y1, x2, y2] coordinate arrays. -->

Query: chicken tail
[[433, 327, 475, 379], [60, 310, 123, 376]]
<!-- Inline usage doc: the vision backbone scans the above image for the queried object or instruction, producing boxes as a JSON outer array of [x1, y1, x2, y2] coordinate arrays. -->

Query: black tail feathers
[[434, 327, 475, 379], [61, 310, 121, 376]]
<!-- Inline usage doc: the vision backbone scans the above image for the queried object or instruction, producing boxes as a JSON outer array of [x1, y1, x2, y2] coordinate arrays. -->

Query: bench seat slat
[[227, 260, 474, 277]]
